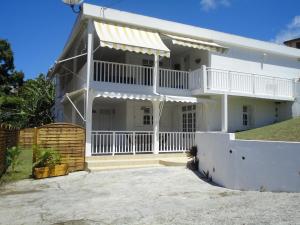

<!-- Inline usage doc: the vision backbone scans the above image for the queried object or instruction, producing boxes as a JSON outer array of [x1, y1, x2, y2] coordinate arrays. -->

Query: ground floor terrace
[[60, 90, 293, 157]]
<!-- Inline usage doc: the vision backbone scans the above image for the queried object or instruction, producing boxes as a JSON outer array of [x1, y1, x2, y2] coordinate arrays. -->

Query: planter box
[[49, 164, 69, 177], [33, 167, 50, 179], [33, 164, 69, 179]]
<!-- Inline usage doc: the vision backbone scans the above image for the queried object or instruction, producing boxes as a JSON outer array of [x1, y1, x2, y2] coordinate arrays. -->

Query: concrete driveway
[[0, 167, 299, 225]]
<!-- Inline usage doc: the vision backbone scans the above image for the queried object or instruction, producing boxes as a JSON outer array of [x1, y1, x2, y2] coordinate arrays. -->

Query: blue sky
[[1, 0, 300, 79]]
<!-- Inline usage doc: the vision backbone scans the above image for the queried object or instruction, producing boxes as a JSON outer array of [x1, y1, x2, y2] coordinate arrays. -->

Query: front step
[[86, 154, 189, 171]]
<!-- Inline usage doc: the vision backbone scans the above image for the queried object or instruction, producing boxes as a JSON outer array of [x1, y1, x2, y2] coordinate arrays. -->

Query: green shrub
[[6, 146, 22, 172], [33, 148, 61, 169]]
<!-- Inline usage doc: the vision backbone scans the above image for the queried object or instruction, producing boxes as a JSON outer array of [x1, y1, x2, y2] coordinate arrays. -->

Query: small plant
[[186, 146, 199, 171], [33, 148, 61, 169], [186, 146, 197, 159], [202, 170, 212, 182], [6, 146, 22, 172]]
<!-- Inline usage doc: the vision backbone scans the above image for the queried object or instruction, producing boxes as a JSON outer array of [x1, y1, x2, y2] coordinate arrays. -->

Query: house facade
[[50, 3, 300, 157]]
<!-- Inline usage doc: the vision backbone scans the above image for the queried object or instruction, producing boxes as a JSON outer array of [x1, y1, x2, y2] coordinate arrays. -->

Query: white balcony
[[202, 67, 295, 100], [81, 60, 296, 101]]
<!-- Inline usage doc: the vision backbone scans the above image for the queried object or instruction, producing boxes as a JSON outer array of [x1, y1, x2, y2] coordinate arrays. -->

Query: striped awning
[[164, 34, 227, 53], [94, 21, 170, 57], [93, 91, 214, 104]]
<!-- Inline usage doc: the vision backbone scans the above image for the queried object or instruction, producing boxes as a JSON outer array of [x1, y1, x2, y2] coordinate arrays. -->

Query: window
[[182, 105, 196, 132], [242, 105, 251, 127], [142, 107, 152, 125]]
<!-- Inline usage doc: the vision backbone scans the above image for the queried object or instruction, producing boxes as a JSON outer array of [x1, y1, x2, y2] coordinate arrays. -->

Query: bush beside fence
[[0, 125, 19, 176]]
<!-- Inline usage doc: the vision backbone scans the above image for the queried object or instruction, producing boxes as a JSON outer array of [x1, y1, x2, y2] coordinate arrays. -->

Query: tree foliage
[[0, 39, 54, 128], [0, 39, 25, 126], [20, 74, 55, 127]]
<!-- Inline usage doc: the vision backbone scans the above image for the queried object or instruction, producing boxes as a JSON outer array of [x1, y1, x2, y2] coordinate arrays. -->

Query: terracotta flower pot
[[34, 167, 50, 179], [49, 164, 69, 177]]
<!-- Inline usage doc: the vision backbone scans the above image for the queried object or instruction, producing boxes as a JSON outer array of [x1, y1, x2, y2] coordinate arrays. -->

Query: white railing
[[91, 131, 196, 155], [93, 60, 153, 86], [91, 131, 153, 155], [207, 68, 294, 99], [159, 132, 195, 153], [159, 68, 189, 89]]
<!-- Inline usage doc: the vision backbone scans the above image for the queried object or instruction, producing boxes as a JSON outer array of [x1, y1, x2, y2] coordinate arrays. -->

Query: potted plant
[[33, 148, 69, 179], [186, 146, 199, 171]]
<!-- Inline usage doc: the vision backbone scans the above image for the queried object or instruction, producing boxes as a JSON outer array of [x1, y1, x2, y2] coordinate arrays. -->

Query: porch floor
[[86, 153, 189, 171]]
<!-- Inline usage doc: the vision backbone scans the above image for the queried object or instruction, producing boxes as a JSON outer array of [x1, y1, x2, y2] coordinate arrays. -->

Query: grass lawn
[[0, 148, 33, 185], [236, 117, 300, 142]]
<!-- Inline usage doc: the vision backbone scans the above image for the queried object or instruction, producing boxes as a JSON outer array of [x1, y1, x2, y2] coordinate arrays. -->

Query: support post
[[85, 19, 94, 157], [221, 94, 228, 132], [153, 54, 159, 94], [201, 65, 207, 92], [152, 101, 160, 154]]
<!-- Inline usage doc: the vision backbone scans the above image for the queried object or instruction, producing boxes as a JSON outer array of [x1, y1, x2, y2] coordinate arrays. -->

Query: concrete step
[[88, 164, 160, 172], [86, 153, 187, 161], [86, 154, 189, 171], [86, 158, 159, 167]]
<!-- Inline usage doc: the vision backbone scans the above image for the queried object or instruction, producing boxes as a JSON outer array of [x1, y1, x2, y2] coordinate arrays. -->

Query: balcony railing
[[91, 131, 194, 155], [206, 68, 294, 99], [93, 60, 190, 90], [159, 68, 189, 89], [93, 60, 153, 86], [91, 60, 295, 100]]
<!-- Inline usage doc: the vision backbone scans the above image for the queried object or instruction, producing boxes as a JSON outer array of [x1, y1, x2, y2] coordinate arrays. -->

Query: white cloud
[[273, 16, 300, 44], [200, 0, 231, 11]]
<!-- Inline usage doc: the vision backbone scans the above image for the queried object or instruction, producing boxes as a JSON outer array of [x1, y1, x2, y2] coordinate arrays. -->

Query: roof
[[50, 3, 300, 77], [82, 3, 300, 58], [284, 37, 300, 45]]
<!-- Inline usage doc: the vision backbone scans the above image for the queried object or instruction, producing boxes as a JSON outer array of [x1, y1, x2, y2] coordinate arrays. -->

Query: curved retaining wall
[[196, 132, 300, 192]]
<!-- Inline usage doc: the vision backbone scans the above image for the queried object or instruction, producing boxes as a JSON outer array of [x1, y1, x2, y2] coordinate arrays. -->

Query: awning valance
[[93, 91, 213, 104], [94, 21, 170, 57], [164, 34, 227, 53], [61, 90, 214, 104]]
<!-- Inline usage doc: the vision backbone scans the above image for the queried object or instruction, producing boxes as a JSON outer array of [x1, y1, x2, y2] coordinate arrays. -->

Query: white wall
[[202, 96, 291, 132], [125, 100, 183, 131], [210, 44, 300, 79], [196, 132, 300, 192], [292, 82, 300, 117]]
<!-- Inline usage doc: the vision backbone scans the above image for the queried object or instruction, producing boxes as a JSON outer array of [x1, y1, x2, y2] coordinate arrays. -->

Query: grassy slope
[[235, 117, 300, 142], [0, 149, 33, 185]]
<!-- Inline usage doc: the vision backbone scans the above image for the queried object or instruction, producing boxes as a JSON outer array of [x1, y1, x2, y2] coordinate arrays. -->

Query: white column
[[153, 54, 159, 94], [85, 19, 94, 157], [152, 100, 160, 154], [221, 94, 228, 132], [201, 65, 207, 92]]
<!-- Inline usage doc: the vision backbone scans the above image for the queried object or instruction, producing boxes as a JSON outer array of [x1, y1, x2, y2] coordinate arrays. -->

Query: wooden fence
[[19, 128, 34, 149], [0, 125, 19, 176], [32, 123, 85, 172]]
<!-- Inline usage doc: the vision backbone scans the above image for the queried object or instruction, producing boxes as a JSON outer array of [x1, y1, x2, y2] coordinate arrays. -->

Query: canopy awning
[[94, 21, 170, 57], [164, 34, 227, 53], [93, 91, 213, 104], [61, 89, 214, 104]]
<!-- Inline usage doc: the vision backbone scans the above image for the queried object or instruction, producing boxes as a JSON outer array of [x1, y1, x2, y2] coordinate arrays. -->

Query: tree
[[0, 39, 24, 127], [19, 74, 55, 127]]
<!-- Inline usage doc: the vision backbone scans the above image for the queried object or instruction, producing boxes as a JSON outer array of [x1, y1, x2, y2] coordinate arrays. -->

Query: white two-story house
[[50, 3, 300, 157]]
